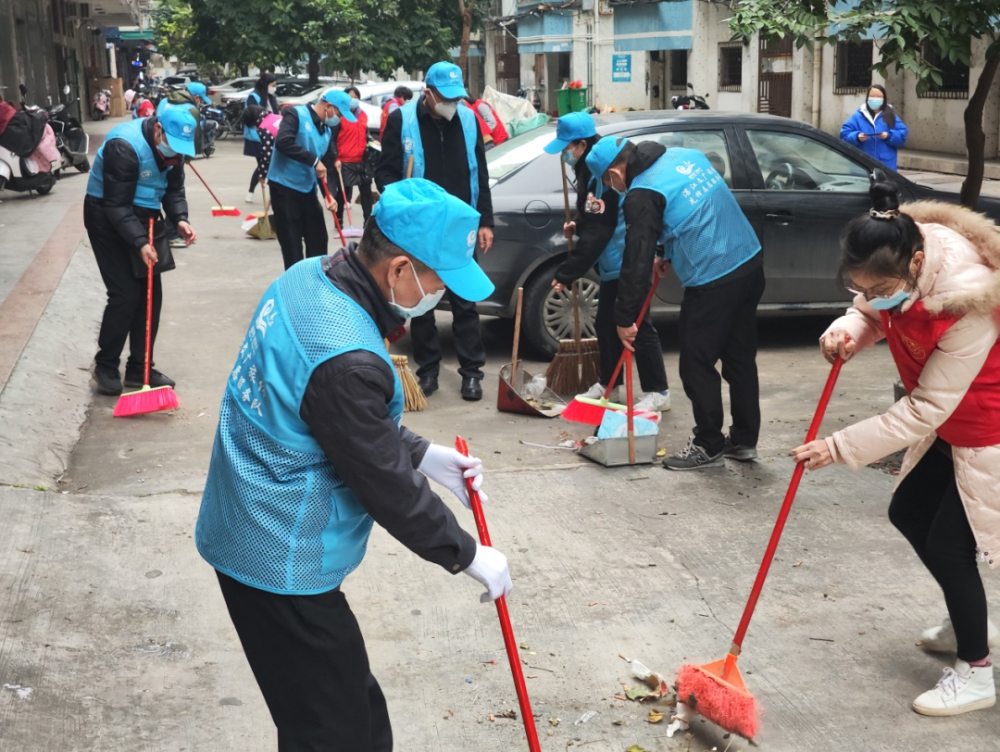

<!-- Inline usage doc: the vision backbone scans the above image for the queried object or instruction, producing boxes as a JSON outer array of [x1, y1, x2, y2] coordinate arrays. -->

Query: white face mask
[[268, 84, 277, 94], [434, 100, 459, 121], [389, 261, 445, 318]]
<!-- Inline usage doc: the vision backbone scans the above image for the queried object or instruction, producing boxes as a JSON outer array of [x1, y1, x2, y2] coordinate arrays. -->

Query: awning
[[613, 0, 693, 53], [119, 29, 154, 41], [449, 45, 485, 59], [517, 10, 574, 54]]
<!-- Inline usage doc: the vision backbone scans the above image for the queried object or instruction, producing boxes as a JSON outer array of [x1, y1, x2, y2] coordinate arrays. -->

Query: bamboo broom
[[385, 339, 426, 412]]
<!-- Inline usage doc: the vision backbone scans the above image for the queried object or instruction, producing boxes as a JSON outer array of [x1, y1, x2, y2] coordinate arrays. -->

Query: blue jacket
[[267, 104, 331, 194], [840, 106, 908, 171], [87, 119, 170, 210], [401, 99, 480, 209]]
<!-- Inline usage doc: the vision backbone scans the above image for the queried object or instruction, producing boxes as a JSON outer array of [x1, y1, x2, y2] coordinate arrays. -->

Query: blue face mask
[[325, 114, 341, 128], [157, 139, 177, 158], [389, 261, 446, 319], [561, 148, 580, 167], [868, 97, 884, 111], [867, 287, 911, 310]]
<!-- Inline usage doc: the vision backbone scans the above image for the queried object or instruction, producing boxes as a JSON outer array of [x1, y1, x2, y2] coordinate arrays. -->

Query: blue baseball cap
[[158, 106, 199, 158], [372, 179, 494, 303], [585, 136, 629, 199], [322, 89, 358, 123], [186, 81, 207, 100], [544, 111, 598, 154], [425, 61, 468, 100]]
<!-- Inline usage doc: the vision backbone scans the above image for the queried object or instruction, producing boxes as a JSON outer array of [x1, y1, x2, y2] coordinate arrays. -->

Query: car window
[[631, 129, 733, 187], [164, 77, 187, 86], [746, 130, 870, 192], [486, 126, 559, 181]]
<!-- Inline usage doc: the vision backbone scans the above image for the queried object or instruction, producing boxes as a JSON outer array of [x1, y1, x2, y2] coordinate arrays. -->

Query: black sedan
[[476, 111, 1000, 357]]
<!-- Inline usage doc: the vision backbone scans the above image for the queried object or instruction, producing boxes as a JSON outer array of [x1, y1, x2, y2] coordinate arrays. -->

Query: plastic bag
[[597, 410, 659, 439], [523, 374, 547, 400]]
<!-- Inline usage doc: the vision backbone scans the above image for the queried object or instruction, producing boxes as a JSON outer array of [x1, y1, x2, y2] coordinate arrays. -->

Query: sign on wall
[[612, 54, 631, 83]]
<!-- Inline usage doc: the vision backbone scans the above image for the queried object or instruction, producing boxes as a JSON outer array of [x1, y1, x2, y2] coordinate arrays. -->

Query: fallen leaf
[[520, 643, 530, 650], [589, 601, 599, 607], [614, 694, 627, 701], [626, 746, 649, 752], [648, 709, 664, 724], [613, 719, 627, 726], [488, 714, 495, 722], [793, 561, 803, 567], [548, 717, 560, 726]]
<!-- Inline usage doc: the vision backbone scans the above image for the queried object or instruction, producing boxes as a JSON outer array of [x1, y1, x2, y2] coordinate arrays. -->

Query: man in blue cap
[[587, 135, 764, 471], [267, 89, 351, 270], [544, 113, 671, 412], [84, 107, 200, 396], [196, 178, 512, 751], [376, 61, 494, 402]]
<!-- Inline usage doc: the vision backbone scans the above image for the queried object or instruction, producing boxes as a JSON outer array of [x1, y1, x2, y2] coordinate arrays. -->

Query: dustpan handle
[[603, 267, 664, 400], [731, 356, 844, 651]]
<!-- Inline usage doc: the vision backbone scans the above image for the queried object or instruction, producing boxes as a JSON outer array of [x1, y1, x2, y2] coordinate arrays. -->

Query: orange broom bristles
[[211, 206, 241, 217], [676, 656, 758, 741]]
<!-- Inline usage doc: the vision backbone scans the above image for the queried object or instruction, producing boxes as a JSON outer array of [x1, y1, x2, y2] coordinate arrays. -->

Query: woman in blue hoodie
[[841, 84, 908, 171]]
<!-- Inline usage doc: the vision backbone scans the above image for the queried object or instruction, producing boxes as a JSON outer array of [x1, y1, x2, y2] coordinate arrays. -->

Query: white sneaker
[[919, 615, 1000, 653], [245, 192, 255, 204], [634, 390, 671, 412], [577, 382, 620, 403], [912, 660, 996, 716]]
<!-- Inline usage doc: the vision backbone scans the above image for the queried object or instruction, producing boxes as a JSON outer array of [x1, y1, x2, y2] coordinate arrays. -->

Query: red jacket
[[380, 97, 404, 141], [336, 109, 368, 163], [882, 301, 1000, 446], [467, 100, 508, 146]]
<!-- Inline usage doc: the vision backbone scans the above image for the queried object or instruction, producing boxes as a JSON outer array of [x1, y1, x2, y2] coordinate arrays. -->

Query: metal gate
[[493, 25, 521, 96], [758, 35, 793, 118]]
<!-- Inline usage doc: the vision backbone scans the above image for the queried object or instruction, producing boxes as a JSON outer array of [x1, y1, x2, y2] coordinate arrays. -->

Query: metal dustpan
[[497, 363, 565, 418]]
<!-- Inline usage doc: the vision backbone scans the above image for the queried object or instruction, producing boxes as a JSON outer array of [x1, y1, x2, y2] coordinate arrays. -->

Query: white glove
[[418, 443, 487, 508], [464, 543, 513, 603]]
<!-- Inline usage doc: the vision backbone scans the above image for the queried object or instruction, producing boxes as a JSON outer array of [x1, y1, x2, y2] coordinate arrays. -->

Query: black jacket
[[554, 140, 619, 285], [616, 141, 668, 328], [87, 117, 187, 274], [298, 249, 478, 574], [375, 96, 494, 227], [274, 104, 338, 185]]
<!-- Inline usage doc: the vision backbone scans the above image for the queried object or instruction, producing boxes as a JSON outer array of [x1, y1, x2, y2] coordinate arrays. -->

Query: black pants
[[335, 162, 374, 227], [249, 166, 263, 193], [596, 278, 668, 392], [217, 572, 393, 752], [678, 260, 765, 456], [85, 203, 163, 372], [270, 182, 329, 271], [888, 444, 989, 663], [411, 290, 486, 381]]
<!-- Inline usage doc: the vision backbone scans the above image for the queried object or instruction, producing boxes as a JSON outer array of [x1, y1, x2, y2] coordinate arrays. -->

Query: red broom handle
[[145, 218, 154, 388], [186, 161, 226, 209], [319, 178, 347, 247], [603, 267, 665, 400], [731, 356, 845, 651], [455, 436, 541, 752]]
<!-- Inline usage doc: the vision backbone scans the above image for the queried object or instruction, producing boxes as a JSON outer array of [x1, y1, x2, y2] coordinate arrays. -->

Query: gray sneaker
[[724, 435, 758, 462], [663, 438, 724, 471]]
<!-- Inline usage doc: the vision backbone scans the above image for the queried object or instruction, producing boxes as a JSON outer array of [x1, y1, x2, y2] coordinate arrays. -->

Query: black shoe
[[124, 367, 176, 389], [92, 364, 123, 396], [418, 375, 439, 397], [724, 435, 759, 462], [461, 376, 483, 402]]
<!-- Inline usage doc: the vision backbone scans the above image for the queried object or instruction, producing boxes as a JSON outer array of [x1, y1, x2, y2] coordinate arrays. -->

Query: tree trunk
[[240, 65, 249, 77], [457, 0, 472, 85], [961, 51, 1000, 210], [308, 51, 320, 86]]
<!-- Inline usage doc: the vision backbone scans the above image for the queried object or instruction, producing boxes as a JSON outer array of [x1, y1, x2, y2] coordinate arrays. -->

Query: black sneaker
[[662, 438, 724, 471], [724, 435, 759, 462], [124, 368, 176, 389], [92, 364, 123, 396]]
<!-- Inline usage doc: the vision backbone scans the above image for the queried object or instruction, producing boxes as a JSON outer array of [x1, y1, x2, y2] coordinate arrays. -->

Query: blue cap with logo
[[585, 136, 629, 199], [186, 81, 207, 100], [322, 89, 359, 123], [425, 61, 469, 101], [544, 111, 598, 154], [372, 179, 494, 303], [158, 106, 200, 158]]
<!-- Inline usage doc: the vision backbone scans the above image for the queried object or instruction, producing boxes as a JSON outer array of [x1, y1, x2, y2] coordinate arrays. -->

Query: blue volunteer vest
[[195, 258, 404, 595], [630, 148, 760, 288], [400, 98, 480, 208], [267, 104, 331, 194], [597, 205, 626, 282], [243, 91, 262, 141], [86, 119, 170, 210]]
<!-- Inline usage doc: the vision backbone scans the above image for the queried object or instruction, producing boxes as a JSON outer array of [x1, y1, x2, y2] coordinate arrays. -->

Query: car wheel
[[523, 270, 600, 359]]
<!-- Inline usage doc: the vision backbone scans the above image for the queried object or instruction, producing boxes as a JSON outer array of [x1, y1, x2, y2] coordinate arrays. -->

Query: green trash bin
[[557, 89, 572, 116], [557, 87, 589, 116]]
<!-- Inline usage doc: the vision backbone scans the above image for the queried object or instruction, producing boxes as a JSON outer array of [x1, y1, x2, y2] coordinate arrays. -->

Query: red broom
[[320, 178, 347, 247], [675, 355, 845, 741], [186, 161, 241, 216], [456, 436, 540, 752], [113, 219, 180, 418]]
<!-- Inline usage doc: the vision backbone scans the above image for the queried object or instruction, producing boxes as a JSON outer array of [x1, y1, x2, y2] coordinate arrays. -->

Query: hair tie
[[870, 208, 900, 220]]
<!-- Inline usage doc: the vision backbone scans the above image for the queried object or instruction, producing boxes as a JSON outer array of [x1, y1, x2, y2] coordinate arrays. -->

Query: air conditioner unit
[[66, 3, 91, 19]]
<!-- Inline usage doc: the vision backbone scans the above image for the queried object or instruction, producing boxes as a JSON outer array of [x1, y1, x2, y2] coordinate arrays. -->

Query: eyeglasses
[[845, 283, 903, 301]]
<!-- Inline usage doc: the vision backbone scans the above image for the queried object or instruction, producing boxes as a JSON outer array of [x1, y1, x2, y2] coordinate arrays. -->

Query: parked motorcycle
[[92, 88, 110, 120], [672, 83, 710, 110], [219, 99, 244, 140], [48, 86, 90, 173], [201, 103, 222, 156], [0, 101, 60, 195]]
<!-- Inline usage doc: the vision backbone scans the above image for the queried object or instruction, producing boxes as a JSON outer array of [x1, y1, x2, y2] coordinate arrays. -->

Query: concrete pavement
[[2, 129, 1000, 751]]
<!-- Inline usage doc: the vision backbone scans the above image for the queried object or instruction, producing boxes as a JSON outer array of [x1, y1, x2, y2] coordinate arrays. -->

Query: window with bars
[[670, 49, 688, 90], [920, 42, 970, 99], [718, 42, 742, 92], [834, 40, 873, 94]]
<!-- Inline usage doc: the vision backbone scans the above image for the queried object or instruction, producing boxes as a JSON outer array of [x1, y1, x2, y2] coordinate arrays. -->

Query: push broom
[[674, 354, 846, 741], [456, 436, 541, 752], [114, 219, 180, 418], [186, 161, 241, 216], [544, 162, 600, 395]]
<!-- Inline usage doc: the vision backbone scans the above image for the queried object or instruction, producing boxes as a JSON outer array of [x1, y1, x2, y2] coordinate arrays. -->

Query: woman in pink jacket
[[794, 182, 1000, 717]]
